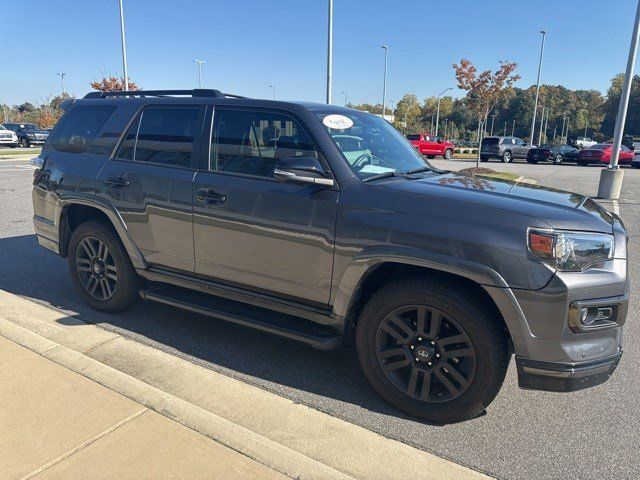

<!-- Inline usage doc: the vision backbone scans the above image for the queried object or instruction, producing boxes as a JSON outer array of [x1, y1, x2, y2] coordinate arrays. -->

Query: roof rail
[[83, 89, 229, 99]]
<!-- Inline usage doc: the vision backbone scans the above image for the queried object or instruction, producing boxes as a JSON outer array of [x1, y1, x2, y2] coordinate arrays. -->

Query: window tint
[[49, 106, 117, 154], [116, 107, 200, 167], [211, 109, 318, 178], [406, 134, 420, 141]]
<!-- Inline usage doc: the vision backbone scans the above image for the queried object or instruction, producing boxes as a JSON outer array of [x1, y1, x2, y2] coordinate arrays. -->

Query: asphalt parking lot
[[0, 154, 638, 480]]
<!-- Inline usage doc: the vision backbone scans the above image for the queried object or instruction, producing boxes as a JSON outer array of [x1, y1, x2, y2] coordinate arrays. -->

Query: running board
[[139, 285, 343, 350]]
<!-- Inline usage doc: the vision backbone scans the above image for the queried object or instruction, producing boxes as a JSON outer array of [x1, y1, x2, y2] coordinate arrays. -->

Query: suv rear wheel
[[68, 220, 140, 312], [501, 151, 512, 163], [356, 276, 509, 424]]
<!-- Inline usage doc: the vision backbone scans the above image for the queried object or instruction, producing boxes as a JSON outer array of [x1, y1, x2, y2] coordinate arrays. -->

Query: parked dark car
[[480, 136, 532, 163], [31, 90, 628, 424], [526, 144, 579, 164], [3, 122, 50, 147]]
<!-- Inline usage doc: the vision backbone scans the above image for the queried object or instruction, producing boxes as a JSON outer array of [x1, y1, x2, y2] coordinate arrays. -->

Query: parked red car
[[577, 143, 634, 166], [407, 133, 455, 159]]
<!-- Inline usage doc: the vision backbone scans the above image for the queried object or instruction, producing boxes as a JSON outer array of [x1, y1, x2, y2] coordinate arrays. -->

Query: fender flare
[[57, 194, 147, 270], [331, 246, 530, 351]]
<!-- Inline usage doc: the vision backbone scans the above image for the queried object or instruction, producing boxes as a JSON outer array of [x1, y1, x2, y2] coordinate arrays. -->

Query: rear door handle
[[195, 188, 226, 204], [104, 175, 130, 188]]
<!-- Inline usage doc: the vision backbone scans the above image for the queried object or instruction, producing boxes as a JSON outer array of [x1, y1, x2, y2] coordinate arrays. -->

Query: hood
[[383, 172, 614, 233], [24, 128, 49, 134]]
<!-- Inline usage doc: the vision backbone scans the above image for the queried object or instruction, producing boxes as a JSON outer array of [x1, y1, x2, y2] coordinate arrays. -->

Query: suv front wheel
[[356, 276, 509, 424], [68, 220, 140, 312]]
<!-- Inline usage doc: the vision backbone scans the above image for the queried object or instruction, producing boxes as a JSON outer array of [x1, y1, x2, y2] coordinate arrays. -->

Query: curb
[[0, 318, 354, 480]]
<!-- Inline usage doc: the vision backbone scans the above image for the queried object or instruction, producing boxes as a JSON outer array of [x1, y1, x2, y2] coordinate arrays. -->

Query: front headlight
[[528, 229, 614, 272], [27, 133, 36, 139]]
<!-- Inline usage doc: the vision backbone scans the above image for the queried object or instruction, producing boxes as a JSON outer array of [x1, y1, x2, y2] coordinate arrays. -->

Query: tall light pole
[[490, 113, 496, 136], [381, 45, 389, 121], [553, 125, 558, 142], [341, 91, 348, 106], [511, 120, 516, 136], [57, 73, 67, 94], [529, 29, 547, 145], [598, 0, 640, 199], [503, 122, 507, 136], [538, 106, 545, 145], [326, 0, 333, 104], [118, 0, 129, 91], [194, 60, 205, 89], [269, 84, 276, 100], [434, 87, 452, 137], [584, 119, 588, 138], [561, 114, 567, 142], [1, 98, 8, 123]]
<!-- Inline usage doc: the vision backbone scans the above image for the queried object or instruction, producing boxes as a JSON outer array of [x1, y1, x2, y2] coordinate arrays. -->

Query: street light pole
[[529, 30, 547, 145], [561, 114, 567, 142], [490, 114, 496, 136], [326, 0, 333, 104], [57, 73, 66, 94], [512, 120, 515, 136], [269, 84, 276, 100], [434, 87, 452, 137], [118, 0, 129, 91], [598, 0, 640, 199], [194, 60, 205, 89], [538, 106, 545, 145], [381, 45, 389, 121], [341, 91, 348, 106], [504, 122, 507, 136]]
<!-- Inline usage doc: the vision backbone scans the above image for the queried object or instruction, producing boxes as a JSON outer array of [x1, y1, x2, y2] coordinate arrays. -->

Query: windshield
[[317, 111, 430, 179], [406, 134, 421, 141], [591, 144, 611, 150], [481, 137, 500, 146]]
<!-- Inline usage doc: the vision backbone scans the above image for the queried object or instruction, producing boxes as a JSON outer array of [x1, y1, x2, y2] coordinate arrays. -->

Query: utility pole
[[57, 73, 67, 94], [381, 45, 389, 120], [434, 87, 452, 137], [598, 0, 640, 199], [326, 0, 333, 104], [194, 60, 205, 89], [118, 0, 129, 91], [529, 29, 547, 145], [269, 84, 276, 100], [341, 91, 348, 106]]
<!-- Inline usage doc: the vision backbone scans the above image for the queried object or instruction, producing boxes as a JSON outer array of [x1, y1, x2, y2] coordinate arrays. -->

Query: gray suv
[[31, 90, 628, 424], [481, 136, 532, 163]]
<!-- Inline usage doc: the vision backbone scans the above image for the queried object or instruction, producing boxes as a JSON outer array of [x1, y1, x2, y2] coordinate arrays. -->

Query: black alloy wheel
[[75, 237, 118, 301], [375, 305, 476, 402]]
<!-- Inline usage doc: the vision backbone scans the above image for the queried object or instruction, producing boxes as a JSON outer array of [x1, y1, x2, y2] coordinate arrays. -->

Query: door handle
[[104, 175, 130, 188], [195, 188, 226, 204]]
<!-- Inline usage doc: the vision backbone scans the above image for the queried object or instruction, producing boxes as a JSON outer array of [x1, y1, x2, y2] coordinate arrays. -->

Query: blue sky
[[2, 0, 639, 107]]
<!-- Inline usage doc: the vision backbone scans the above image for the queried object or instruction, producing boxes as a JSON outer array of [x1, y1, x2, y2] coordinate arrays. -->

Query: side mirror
[[273, 156, 334, 187]]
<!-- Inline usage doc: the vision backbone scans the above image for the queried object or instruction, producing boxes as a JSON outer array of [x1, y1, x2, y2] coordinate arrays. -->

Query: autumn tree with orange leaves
[[90, 76, 139, 92], [453, 59, 520, 166]]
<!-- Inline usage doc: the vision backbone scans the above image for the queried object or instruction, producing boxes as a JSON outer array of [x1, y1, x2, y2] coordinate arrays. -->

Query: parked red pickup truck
[[407, 133, 455, 159]]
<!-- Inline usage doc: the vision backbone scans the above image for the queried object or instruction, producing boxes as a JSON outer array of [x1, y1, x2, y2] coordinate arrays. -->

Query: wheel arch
[[58, 200, 146, 269], [335, 254, 527, 353]]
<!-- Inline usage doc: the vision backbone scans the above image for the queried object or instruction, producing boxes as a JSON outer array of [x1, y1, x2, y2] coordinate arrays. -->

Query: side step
[[139, 285, 343, 350]]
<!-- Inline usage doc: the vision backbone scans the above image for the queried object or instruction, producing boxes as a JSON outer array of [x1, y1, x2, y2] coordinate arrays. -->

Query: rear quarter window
[[50, 105, 117, 155]]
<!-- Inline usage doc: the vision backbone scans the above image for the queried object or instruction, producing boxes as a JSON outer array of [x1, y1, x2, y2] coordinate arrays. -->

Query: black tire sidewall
[[356, 281, 506, 423], [444, 149, 452, 159], [554, 154, 563, 164], [67, 220, 139, 312], [502, 151, 511, 163]]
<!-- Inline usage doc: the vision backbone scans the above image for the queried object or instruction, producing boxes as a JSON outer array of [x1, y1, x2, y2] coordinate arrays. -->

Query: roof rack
[[83, 89, 247, 99]]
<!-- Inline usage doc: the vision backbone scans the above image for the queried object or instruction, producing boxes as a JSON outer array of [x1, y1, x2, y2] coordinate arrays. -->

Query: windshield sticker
[[323, 114, 354, 130]]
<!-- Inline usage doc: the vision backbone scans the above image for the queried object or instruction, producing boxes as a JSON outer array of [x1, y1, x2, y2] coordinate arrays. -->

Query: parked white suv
[[0, 124, 19, 148], [575, 137, 597, 149]]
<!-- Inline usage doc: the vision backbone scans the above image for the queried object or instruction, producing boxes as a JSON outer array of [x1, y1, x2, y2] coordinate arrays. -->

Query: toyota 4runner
[[31, 90, 628, 423]]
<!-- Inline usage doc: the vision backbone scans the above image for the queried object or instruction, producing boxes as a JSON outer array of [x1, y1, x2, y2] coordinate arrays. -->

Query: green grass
[[0, 148, 40, 156]]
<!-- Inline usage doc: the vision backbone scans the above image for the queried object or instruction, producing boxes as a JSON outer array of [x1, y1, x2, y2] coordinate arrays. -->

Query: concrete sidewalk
[[0, 335, 286, 480]]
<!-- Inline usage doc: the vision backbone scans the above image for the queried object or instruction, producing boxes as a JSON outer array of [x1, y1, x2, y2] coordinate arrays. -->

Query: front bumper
[[0, 140, 18, 146], [516, 351, 621, 392]]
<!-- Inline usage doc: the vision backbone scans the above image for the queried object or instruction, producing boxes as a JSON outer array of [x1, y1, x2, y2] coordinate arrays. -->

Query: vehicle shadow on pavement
[[0, 234, 447, 425]]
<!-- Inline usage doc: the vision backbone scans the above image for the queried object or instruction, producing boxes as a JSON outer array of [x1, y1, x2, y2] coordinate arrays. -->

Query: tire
[[578, 159, 589, 166], [526, 158, 538, 164], [67, 220, 140, 312], [427, 155, 436, 159], [355, 275, 509, 424], [20, 138, 29, 148], [553, 154, 563, 165], [9, 144, 17, 148], [501, 151, 512, 163], [480, 156, 490, 162], [443, 149, 453, 160]]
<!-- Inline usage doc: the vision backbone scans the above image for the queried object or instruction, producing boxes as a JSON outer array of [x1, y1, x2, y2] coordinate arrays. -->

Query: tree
[[394, 94, 422, 132], [90, 76, 139, 92], [453, 59, 520, 164]]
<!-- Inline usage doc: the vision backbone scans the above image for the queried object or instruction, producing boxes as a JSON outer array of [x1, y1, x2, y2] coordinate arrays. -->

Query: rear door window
[[115, 106, 202, 167], [49, 105, 117, 154]]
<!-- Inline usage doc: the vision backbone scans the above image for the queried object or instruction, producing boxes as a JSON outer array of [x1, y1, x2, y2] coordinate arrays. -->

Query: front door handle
[[195, 188, 226, 204], [104, 175, 130, 188]]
